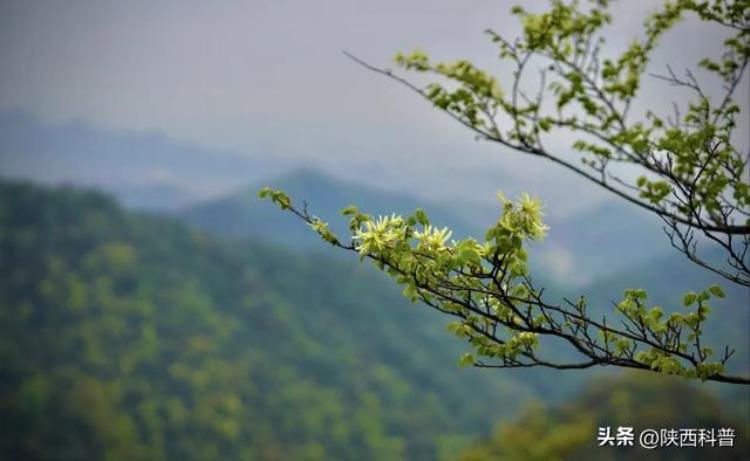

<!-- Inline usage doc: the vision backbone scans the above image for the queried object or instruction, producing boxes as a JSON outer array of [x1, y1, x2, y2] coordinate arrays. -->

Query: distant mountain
[[0, 109, 679, 284], [181, 168, 481, 249], [0, 109, 289, 211], [0, 108, 717, 288]]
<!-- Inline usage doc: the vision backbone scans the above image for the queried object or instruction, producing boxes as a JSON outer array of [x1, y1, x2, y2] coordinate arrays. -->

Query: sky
[[0, 0, 747, 216]]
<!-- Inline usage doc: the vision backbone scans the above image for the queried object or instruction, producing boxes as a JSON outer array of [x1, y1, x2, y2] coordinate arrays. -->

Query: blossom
[[413, 224, 453, 250], [497, 193, 549, 240], [353, 214, 403, 255]]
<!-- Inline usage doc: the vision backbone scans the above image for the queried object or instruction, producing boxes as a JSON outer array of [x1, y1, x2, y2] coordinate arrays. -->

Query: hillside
[[0, 181, 540, 461], [457, 371, 750, 461]]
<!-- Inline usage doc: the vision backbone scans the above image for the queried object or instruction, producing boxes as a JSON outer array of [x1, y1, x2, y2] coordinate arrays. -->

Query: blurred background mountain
[[0, 109, 671, 286]]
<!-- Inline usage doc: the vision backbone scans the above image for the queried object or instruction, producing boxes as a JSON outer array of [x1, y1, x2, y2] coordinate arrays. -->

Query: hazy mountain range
[[0, 109, 711, 287]]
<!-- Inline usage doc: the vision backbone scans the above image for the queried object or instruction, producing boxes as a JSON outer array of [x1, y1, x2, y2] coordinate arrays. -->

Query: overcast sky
[[1, 0, 746, 216]]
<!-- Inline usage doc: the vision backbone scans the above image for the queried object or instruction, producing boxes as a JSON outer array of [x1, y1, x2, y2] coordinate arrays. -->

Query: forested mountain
[[0, 181, 539, 461], [457, 372, 750, 461]]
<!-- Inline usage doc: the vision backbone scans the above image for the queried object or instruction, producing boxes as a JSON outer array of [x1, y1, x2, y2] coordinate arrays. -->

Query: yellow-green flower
[[414, 224, 453, 250], [353, 214, 404, 255]]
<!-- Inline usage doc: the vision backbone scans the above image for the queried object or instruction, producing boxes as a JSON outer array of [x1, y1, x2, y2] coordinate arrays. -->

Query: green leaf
[[257, 187, 272, 199], [458, 353, 475, 368], [707, 284, 726, 298], [414, 208, 429, 226], [683, 292, 697, 307], [341, 205, 359, 216]]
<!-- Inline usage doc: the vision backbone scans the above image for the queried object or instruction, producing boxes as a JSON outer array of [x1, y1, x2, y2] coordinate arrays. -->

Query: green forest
[[1, 180, 747, 460], [0, 181, 536, 460]]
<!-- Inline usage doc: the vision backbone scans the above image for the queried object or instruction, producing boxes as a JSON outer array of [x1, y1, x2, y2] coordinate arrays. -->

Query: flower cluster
[[413, 224, 453, 251], [353, 214, 405, 255], [497, 192, 549, 240]]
